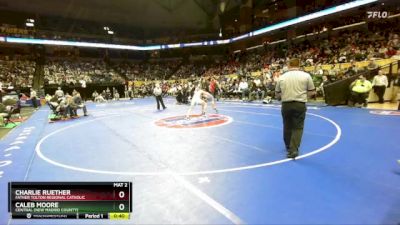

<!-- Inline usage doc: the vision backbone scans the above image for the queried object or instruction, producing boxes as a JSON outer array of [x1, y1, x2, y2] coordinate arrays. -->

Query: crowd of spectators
[[0, 55, 35, 89], [1, 17, 400, 107], [172, 63, 206, 79], [146, 20, 398, 88], [170, 60, 239, 79], [196, 20, 400, 84], [117, 18, 400, 104], [122, 72, 278, 105], [44, 58, 125, 86], [115, 60, 180, 81]]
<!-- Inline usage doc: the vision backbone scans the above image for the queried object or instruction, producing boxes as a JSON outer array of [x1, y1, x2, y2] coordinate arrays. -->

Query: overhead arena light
[[305, 29, 327, 37], [167, 44, 181, 48], [332, 21, 366, 30], [216, 39, 230, 44], [306, 32, 316, 37], [388, 13, 400, 18], [182, 42, 203, 47], [219, 0, 226, 13], [268, 39, 286, 45], [0, 37, 5, 42], [107, 30, 114, 35], [4, 0, 377, 51], [295, 34, 305, 39], [252, 0, 377, 36], [231, 33, 250, 42], [246, 44, 263, 50], [5, 37, 161, 51], [25, 22, 34, 27]]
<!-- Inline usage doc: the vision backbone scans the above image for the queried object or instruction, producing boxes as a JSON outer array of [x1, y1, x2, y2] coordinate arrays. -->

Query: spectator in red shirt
[[386, 47, 397, 57]]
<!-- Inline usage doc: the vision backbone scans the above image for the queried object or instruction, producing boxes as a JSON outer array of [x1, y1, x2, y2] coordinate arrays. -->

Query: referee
[[153, 83, 166, 110], [275, 58, 315, 159]]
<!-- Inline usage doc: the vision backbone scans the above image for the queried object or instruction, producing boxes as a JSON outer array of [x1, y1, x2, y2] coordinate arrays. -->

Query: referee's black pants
[[155, 95, 166, 110], [31, 97, 38, 108], [373, 85, 386, 103], [281, 101, 306, 156]]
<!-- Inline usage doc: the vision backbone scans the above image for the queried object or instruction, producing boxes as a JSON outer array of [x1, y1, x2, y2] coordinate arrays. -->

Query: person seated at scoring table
[[349, 75, 372, 107]]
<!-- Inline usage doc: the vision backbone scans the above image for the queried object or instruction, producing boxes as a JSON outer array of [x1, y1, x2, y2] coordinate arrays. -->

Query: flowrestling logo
[[370, 110, 400, 116], [366, 11, 389, 19], [155, 114, 232, 128]]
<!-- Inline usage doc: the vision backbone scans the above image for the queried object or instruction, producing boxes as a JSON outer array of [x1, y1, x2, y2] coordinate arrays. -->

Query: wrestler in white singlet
[[186, 87, 218, 119]]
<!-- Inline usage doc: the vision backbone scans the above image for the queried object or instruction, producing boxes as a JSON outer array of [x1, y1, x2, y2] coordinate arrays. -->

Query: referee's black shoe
[[287, 152, 298, 159]]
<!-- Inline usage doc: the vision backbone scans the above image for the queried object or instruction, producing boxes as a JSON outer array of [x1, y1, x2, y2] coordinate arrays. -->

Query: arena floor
[[1, 98, 400, 225]]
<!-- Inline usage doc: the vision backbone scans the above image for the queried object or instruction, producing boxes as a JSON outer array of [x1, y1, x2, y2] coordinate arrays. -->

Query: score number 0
[[118, 191, 126, 211]]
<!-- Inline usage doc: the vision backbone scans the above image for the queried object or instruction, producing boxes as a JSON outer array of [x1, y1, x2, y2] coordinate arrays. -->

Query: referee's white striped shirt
[[275, 69, 315, 103]]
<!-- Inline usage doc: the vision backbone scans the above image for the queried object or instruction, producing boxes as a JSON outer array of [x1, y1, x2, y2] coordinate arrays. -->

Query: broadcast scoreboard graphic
[[8, 182, 132, 220]]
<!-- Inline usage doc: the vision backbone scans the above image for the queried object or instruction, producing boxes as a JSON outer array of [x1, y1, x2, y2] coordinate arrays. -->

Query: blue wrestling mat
[[0, 97, 399, 224]]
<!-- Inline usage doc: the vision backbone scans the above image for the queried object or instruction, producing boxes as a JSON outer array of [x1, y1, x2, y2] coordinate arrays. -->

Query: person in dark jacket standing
[[275, 58, 316, 159], [391, 70, 400, 104], [71, 90, 88, 116], [30, 88, 38, 109], [153, 83, 166, 110]]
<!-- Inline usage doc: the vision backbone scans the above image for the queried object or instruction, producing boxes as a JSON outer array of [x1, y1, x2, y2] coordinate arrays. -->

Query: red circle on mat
[[155, 114, 232, 128], [369, 110, 400, 116]]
